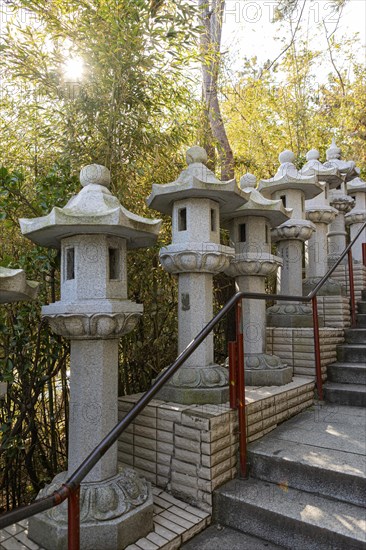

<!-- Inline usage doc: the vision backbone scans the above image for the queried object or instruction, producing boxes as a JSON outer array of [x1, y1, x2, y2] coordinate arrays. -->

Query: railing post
[[68, 486, 80, 550], [348, 250, 357, 328], [311, 296, 323, 401], [236, 301, 247, 478], [228, 341, 237, 409]]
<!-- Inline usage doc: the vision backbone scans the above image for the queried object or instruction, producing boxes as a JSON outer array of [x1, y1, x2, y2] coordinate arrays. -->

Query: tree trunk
[[199, 0, 234, 180]]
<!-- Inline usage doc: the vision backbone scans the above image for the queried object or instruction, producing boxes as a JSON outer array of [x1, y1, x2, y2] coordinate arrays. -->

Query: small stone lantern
[[20, 164, 161, 550], [258, 150, 324, 327], [147, 146, 249, 404], [346, 177, 366, 263], [300, 148, 342, 294], [323, 139, 356, 265], [223, 174, 293, 385]]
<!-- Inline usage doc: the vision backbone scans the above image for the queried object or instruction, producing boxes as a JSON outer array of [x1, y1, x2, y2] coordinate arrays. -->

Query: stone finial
[[279, 150, 295, 164], [80, 164, 111, 188], [186, 146, 208, 166], [240, 173, 256, 190], [306, 149, 320, 161], [326, 138, 341, 160]]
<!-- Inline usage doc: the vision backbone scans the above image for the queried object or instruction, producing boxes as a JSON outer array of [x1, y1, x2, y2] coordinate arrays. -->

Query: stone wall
[[316, 296, 350, 328], [118, 377, 314, 513], [331, 263, 366, 305], [266, 327, 344, 379]]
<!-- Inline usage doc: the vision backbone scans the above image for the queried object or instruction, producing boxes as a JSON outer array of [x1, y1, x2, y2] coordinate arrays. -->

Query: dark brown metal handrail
[[0, 221, 365, 548]]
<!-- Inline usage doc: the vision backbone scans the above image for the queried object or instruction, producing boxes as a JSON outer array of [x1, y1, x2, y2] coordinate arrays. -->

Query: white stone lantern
[[346, 177, 366, 263], [147, 146, 250, 404], [258, 150, 324, 327], [20, 164, 161, 550], [223, 174, 293, 385], [323, 139, 356, 264], [300, 148, 343, 294]]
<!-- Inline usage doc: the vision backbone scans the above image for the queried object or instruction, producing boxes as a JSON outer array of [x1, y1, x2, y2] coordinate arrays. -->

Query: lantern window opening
[[109, 248, 120, 280], [178, 208, 187, 231], [239, 223, 246, 243], [280, 195, 287, 207], [210, 208, 217, 232], [66, 247, 75, 280], [265, 225, 269, 244]]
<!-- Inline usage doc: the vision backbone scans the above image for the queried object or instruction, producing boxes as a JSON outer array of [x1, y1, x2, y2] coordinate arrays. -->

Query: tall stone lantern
[[258, 150, 324, 327], [346, 177, 366, 263], [300, 148, 342, 295], [323, 139, 356, 265], [20, 164, 161, 550], [223, 173, 293, 385], [147, 146, 249, 404]]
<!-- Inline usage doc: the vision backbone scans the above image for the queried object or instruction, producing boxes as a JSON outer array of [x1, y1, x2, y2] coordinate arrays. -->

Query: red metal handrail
[[0, 221, 365, 548]]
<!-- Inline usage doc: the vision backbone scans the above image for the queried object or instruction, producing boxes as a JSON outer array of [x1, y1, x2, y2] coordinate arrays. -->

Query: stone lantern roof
[[347, 176, 366, 195], [300, 148, 342, 188], [0, 267, 39, 303], [258, 150, 324, 199], [323, 139, 359, 181], [222, 173, 292, 227], [20, 164, 161, 249], [146, 146, 250, 215]]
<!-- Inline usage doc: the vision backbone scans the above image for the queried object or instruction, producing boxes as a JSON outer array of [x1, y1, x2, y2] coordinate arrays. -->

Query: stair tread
[[324, 382, 366, 393], [216, 478, 366, 543], [328, 362, 366, 369], [249, 438, 366, 481]]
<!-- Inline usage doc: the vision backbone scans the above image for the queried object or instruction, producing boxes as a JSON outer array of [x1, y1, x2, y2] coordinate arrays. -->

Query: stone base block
[[28, 469, 153, 550], [302, 276, 345, 296], [245, 366, 293, 386], [157, 384, 229, 405]]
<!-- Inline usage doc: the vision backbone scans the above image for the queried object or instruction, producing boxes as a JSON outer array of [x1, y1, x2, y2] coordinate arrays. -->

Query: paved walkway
[[0, 488, 210, 550]]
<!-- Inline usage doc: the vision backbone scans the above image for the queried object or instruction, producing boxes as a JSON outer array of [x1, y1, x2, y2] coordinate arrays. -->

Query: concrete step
[[345, 328, 366, 344], [337, 344, 366, 363], [357, 301, 366, 314], [324, 382, 366, 407], [248, 439, 365, 507], [327, 362, 366, 385], [214, 478, 366, 550], [356, 314, 366, 327], [181, 525, 285, 549]]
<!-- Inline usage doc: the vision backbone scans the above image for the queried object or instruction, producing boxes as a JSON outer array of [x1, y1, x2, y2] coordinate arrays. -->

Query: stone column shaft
[[307, 223, 329, 278], [277, 240, 303, 298], [178, 272, 213, 367], [237, 275, 265, 355], [69, 339, 118, 482]]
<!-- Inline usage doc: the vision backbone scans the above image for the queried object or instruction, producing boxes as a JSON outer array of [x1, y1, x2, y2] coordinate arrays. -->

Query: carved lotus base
[[156, 365, 229, 405], [267, 302, 324, 328], [225, 253, 282, 277], [159, 243, 234, 274], [271, 220, 315, 242], [345, 210, 366, 225], [329, 193, 354, 213], [28, 467, 153, 550], [44, 311, 142, 339], [245, 354, 292, 386], [305, 207, 337, 225], [303, 277, 345, 296]]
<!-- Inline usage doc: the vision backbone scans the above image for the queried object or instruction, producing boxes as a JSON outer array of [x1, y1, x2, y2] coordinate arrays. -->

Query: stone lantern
[[300, 148, 342, 294], [147, 146, 249, 404], [223, 173, 293, 385], [346, 177, 366, 263], [0, 268, 39, 397], [323, 139, 356, 265], [258, 150, 324, 327], [20, 164, 161, 550]]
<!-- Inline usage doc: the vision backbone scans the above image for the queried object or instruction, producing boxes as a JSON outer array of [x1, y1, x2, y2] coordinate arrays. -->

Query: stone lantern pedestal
[[223, 174, 293, 385], [20, 164, 161, 550], [258, 150, 324, 328], [147, 146, 249, 404]]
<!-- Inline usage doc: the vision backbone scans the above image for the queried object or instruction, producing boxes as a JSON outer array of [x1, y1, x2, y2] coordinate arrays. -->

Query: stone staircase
[[212, 404, 366, 549], [324, 288, 366, 407]]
